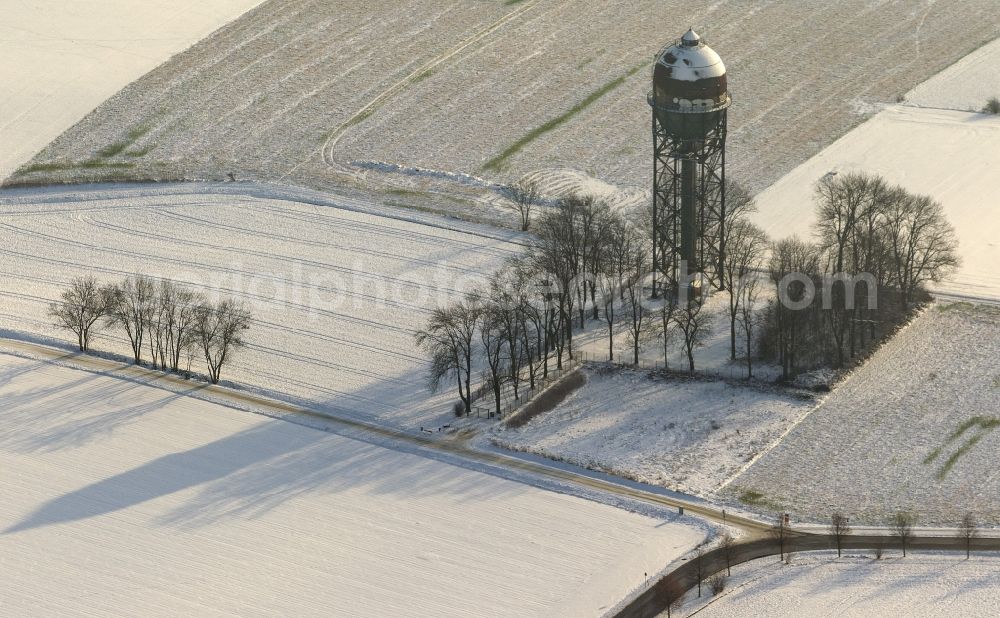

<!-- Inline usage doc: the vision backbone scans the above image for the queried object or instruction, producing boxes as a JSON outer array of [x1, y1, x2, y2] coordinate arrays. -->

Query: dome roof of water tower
[[655, 28, 726, 82]]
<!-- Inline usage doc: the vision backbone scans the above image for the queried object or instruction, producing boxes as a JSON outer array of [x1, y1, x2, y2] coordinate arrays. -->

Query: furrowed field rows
[[0, 188, 516, 428]]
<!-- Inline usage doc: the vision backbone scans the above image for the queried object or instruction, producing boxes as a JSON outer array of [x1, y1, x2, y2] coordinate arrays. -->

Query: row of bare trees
[[655, 509, 980, 617], [48, 275, 251, 384], [829, 510, 979, 559], [418, 192, 730, 416], [759, 171, 960, 378]]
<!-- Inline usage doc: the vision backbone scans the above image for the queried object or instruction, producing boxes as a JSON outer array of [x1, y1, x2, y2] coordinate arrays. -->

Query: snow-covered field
[[0, 354, 703, 616], [492, 365, 812, 497], [0, 0, 263, 182], [0, 183, 521, 429], [753, 106, 1000, 300], [726, 303, 1000, 526], [753, 37, 1000, 300], [682, 552, 1000, 618], [907, 36, 1000, 111], [10, 1, 999, 216]]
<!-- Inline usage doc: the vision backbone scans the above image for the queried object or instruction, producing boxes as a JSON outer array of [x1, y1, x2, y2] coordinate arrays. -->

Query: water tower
[[648, 28, 731, 296]]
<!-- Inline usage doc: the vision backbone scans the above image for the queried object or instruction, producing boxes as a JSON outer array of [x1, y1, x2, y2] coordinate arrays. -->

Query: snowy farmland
[[0, 354, 703, 616], [0, 184, 521, 429], [907, 36, 1000, 112], [9, 0, 999, 218], [753, 37, 1000, 300], [752, 106, 1000, 300], [493, 366, 812, 497], [0, 0, 263, 182], [726, 303, 1000, 526], [684, 552, 1000, 617]]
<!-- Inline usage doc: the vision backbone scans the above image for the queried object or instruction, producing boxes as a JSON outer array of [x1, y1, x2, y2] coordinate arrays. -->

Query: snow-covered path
[[0, 353, 703, 617], [0, 183, 522, 429]]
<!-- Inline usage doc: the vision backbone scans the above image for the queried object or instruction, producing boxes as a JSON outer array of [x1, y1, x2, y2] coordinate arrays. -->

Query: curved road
[[5, 336, 999, 618]]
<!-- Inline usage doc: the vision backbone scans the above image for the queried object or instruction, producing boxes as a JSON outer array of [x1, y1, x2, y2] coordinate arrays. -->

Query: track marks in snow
[[0, 188, 513, 428]]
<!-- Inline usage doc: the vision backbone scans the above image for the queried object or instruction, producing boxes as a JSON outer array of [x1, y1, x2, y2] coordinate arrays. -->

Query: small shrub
[[452, 401, 465, 417], [983, 97, 1000, 115], [709, 574, 727, 596], [875, 543, 884, 560], [710, 419, 721, 431]]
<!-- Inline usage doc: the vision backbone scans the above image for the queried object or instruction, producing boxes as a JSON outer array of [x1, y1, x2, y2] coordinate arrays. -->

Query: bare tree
[[655, 292, 679, 370], [415, 298, 479, 415], [194, 298, 252, 384], [508, 178, 541, 231], [533, 199, 581, 366], [621, 240, 651, 365], [829, 512, 852, 558], [597, 265, 619, 361], [720, 532, 737, 576], [693, 545, 706, 598], [890, 511, 916, 557], [723, 219, 768, 360], [48, 276, 112, 352], [489, 266, 529, 401], [736, 272, 762, 378], [884, 191, 960, 306], [146, 283, 167, 370], [597, 216, 642, 361], [105, 274, 157, 364], [655, 574, 685, 618], [674, 298, 712, 372], [958, 512, 978, 560], [814, 172, 890, 367], [478, 300, 508, 417], [162, 283, 202, 373], [767, 237, 820, 379], [715, 180, 758, 290], [770, 513, 790, 562]]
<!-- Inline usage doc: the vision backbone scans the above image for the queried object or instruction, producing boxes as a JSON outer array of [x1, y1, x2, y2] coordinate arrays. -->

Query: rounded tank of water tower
[[649, 28, 731, 141]]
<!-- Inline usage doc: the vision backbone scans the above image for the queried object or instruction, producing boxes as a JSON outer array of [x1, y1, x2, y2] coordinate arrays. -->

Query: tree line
[[418, 192, 729, 417], [420, 170, 960, 412], [757, 171, 959, 379], [48, 274, 252, 384]]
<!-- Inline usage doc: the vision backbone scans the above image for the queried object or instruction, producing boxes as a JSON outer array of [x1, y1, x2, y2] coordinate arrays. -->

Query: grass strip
[[482, 62, 646, 172]]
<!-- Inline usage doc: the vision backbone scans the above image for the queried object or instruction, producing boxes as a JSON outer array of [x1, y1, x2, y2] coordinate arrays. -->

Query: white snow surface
[[0, 0, 263, 181], [0, 354, 703, 617], [906, 36, 1000, 111], [0, 183, 522, 429], [682, 552, 1000, 617], [727, 303, 1000, 525], [493, 365, 812, 497], [752, 105, 1000, 300]]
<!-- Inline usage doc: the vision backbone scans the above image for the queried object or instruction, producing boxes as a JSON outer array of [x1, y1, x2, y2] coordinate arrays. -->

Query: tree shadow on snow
[[0, 357, 205, 453], [3, 364, 527, 535]]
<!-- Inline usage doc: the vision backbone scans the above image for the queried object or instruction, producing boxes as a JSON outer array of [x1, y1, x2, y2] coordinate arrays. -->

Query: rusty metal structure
[[648, 28, 731, 296]]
